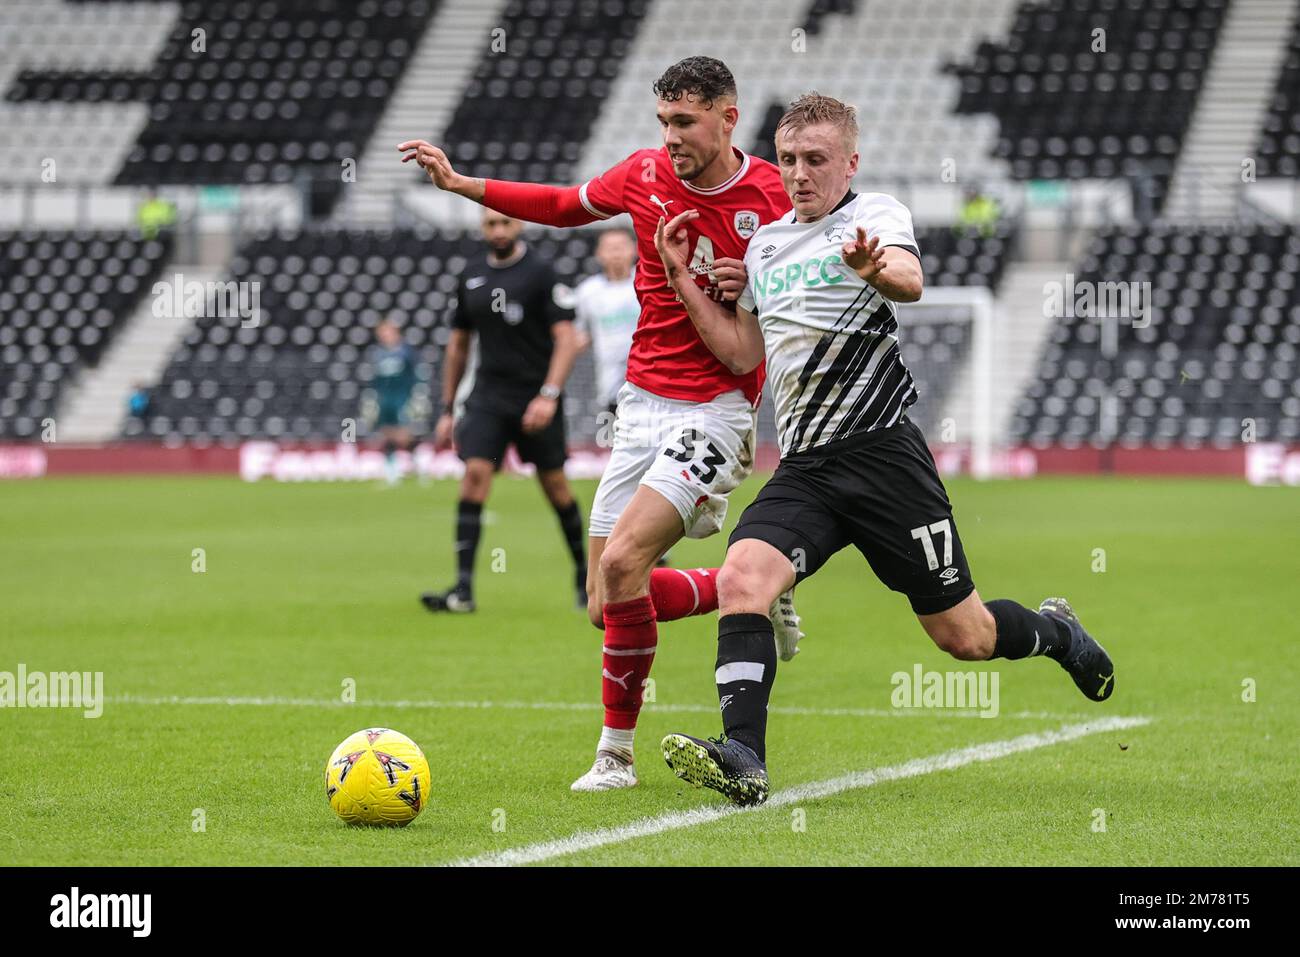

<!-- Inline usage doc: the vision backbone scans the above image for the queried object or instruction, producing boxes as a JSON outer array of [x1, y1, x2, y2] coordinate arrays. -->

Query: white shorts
[[589, 382, 757, 540]]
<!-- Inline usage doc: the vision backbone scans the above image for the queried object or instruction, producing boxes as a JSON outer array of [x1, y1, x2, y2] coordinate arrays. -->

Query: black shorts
[[457, 390, 567, 472], [729, 417, 975, 615]]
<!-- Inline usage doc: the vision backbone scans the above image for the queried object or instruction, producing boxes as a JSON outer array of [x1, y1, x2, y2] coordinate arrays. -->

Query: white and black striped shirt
[[739, 191, 920, 456]]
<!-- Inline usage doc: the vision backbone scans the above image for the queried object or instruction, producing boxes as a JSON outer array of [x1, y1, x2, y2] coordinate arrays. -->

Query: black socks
[[715, 613, 778, 761], [456, 498, 584, 596], [454, 500, 483, 591], [553, 499, 586, 577], [986, 599, 1072, 661]]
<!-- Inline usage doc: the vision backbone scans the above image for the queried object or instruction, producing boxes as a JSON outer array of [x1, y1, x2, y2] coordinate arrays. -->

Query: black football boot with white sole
[[420, 584, 476, 614], [661, 732, 769, 806], [1039, 597, 1115, 701]]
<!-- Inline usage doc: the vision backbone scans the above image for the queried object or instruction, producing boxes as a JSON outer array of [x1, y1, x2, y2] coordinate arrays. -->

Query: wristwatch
[[538, 384, 561, 400]]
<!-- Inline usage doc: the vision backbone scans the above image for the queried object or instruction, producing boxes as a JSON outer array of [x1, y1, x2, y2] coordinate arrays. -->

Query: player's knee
[[938, 630, 986, 661], [461, 462, 492, 500], [544, 482, 573, 510], [716, 556, 768, 613], [598, 540, 643, 594], [931, 614, 995, 661]]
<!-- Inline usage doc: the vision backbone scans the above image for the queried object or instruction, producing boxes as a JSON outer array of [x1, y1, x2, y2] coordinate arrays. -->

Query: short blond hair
[[775, 92, 858, 154]]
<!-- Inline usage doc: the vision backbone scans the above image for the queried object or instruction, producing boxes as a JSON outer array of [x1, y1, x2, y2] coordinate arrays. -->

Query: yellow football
[[325, 728, 430, 826]]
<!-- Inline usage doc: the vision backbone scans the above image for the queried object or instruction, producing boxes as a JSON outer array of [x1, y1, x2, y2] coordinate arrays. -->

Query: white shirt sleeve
[[738, 246, 759, 314], [855, 193, 918, 254], [571, 278, 594, 335]]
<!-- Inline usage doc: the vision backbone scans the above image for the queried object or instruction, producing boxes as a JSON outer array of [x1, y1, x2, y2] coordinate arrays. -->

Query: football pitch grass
[[2, 474, 1295, 866]]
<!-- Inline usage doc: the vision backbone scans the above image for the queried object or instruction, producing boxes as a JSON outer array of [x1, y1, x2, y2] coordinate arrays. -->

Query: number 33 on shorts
[[640, 407, 755, 541], [587, 384, 755, 542], [662, 428, 727, 484]]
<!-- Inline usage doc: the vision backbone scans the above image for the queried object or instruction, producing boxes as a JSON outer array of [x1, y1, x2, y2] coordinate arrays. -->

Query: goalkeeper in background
[[364, 318, 425, 485]]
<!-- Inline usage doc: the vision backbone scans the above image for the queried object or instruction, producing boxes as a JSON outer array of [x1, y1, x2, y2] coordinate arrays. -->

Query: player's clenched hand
[[433, 412, 456, 451], [842, 227, 885, 282], [521, 395, 557, 434], [711, 256, 747, 302], [397, 140, 469, 194], [654, 209, 699, 285]]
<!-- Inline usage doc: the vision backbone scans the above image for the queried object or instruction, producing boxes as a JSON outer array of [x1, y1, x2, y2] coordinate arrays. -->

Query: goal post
[[895, 286, 996, 479]]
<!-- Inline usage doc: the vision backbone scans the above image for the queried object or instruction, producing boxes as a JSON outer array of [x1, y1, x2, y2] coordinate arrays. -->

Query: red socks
[[601, 595, 657, 731], [648, 567, 719, 621], [599, 571, 718, 734]]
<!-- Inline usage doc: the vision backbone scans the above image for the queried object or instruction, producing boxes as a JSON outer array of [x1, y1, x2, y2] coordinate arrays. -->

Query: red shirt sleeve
[[481, 180, 596, 227], [577, 151, 638, 220], [481, 151, 641, 226]]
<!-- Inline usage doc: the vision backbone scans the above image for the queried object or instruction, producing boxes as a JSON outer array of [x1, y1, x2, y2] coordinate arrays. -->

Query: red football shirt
[[577, 146, 791, 405]]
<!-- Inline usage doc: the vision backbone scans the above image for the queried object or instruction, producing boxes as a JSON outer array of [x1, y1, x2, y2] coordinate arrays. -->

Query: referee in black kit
[[422, 209, 587, 614]]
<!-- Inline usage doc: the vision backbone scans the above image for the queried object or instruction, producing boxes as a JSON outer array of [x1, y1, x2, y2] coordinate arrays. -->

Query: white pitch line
[[106, 694, 1092, 722], [449, 715, 1152, 867]]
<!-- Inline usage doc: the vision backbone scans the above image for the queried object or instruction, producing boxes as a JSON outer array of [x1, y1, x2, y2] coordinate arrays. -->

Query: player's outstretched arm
[[655, 210, 765, 375], [841, 227, 923, 302], [398, 140, 486, 201], [397, 139, 597, 228]]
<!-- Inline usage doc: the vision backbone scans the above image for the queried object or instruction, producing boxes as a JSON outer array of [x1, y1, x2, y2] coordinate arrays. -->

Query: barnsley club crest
[[733, 210, 759, 239]]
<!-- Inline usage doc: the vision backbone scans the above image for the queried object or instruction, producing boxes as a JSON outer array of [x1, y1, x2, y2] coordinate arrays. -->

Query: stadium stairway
[[577, 0, 806, 179], [55, 264, 217, 443], [333, 0, 509, 226], [1164, 0, 1298, 220], [980, 260, 1073, 445]]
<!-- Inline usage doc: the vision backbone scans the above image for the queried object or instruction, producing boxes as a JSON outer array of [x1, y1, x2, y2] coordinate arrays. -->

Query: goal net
[[750, 286, 995, 476], [895, 286, 995, 478]]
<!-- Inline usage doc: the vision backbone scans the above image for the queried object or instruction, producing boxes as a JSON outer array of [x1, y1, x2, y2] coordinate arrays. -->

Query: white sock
[[385, 455, 399, 484], [598, 726, 635, 762]]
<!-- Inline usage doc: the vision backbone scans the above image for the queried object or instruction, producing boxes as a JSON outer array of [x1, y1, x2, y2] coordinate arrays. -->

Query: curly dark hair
[[652, 56, 737, 108]]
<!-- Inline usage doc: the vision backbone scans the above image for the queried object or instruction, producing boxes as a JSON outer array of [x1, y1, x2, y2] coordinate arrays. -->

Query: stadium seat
[[0, 229, 173, 439], [438, 0, 651, 186], [5, 0, 441, 213], [1255, 9, 1300, 177], [1010, 223, 1300, 448], [948, 0, 1230, 210], [135, 226, 603, 444]]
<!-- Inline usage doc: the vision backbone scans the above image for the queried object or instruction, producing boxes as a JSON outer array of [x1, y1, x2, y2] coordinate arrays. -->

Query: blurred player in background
[[573, 227, 673, 569], [401, 56, 804, 793], [364, 318, 421, 486], [422, 209, 587, 614], [573, 226, 639, 419]]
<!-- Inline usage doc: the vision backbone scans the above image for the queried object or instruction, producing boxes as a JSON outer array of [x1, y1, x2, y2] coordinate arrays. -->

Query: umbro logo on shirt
[[760, 244, 777, 259]]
